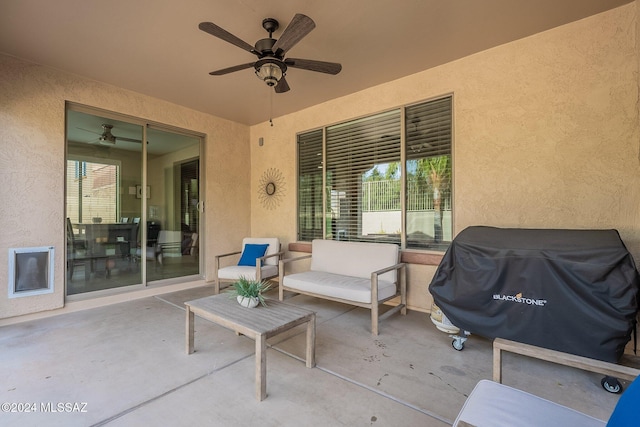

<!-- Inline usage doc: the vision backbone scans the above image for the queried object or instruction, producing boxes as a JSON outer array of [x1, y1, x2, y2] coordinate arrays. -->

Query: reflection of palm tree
[[419, 156, 450, 243]]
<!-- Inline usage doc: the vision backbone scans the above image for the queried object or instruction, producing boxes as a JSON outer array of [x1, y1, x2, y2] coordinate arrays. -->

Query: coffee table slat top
[[185, 294, 314, 337]]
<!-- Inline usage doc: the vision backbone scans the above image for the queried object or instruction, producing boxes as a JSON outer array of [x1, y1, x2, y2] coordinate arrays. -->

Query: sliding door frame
[[65, 102, 205, 295]]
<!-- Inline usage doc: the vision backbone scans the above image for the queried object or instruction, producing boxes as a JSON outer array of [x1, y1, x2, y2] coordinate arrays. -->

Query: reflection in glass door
[[145, 126, 200, 283], [66, 106, 201, 295]]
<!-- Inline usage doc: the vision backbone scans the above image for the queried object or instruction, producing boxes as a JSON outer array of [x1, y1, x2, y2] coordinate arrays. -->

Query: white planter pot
[[237, 295, 259, 308]]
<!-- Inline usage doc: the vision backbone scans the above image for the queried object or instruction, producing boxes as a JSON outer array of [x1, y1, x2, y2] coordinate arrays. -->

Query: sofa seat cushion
[[283, 271, 397, 304], [453, 380, 606, 427], [218, 265, 278, 281]]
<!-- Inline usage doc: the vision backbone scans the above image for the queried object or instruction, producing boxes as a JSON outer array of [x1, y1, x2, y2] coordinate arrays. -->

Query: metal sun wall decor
[[258, 168, 285, 210]]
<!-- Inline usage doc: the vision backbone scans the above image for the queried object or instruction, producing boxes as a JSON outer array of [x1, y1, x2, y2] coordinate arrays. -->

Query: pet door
[[8, 246, 54, 298]]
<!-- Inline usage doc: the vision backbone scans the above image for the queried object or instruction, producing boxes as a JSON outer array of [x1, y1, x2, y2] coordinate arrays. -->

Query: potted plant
[[227, 276, 272, 308]]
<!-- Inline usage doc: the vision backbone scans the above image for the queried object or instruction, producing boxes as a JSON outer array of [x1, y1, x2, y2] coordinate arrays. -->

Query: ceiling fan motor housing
[[255, 38, 278, 56], [100, 124, 117, 144], [254, 33, 287, 86]]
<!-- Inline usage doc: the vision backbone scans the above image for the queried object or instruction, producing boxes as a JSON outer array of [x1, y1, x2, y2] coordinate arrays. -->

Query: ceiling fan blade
[[209, 62, 255, 76], [198, 22, 257, 55], [77, 127, 101, 136], [285, 58, 342, 75], [115, 136, 142, 143], [272, 14, 315, 55], [274, 76, 290, 93]]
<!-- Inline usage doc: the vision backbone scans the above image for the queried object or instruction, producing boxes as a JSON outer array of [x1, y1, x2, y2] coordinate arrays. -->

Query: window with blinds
[[326, 110, 401, 243], [405, 96, 452, 249], [66, 159, 120, 224], [296, 94, 452, 251], [297, 129, 324, 241]]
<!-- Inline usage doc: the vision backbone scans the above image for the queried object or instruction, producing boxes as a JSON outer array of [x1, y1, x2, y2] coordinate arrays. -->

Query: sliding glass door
[[145, 126, 200, 283], [65, 106, 202, 295]]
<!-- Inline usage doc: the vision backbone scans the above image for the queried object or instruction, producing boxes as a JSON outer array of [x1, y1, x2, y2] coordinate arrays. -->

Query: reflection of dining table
[[75, 222, 138, 259], [72, 252, 111, 281]]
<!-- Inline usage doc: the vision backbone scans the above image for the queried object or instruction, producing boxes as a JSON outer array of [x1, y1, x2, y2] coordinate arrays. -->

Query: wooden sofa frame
[[278, 253, 406, 335], [493, 337, 640, 384]]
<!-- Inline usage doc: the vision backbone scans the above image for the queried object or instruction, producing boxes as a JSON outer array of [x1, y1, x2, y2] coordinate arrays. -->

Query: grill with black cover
[[429, 226, 640, 363]]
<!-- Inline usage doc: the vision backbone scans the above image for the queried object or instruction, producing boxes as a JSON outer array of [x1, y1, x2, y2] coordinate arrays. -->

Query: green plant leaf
[[226, 276, 272, 306]]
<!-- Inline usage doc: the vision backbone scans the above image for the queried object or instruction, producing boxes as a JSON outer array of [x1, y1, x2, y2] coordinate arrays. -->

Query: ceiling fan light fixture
[[255, 58, 285, 87]]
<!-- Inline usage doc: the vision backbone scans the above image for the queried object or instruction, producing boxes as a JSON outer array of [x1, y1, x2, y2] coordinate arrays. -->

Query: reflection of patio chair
[[186, 232, 198, 256], [66, 218, 91, 280], [147, 222, 161, 247], [133, 222, 162, 265], [155, 231, 181, 264], [67, 218, 86, 248], [154, 231, 198, 265], [67, 218, 110, 281]]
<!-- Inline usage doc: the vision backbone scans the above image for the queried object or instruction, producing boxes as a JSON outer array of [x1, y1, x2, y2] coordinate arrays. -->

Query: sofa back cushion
[[242, 237, 280, 266], [310, 239, 399, 283]]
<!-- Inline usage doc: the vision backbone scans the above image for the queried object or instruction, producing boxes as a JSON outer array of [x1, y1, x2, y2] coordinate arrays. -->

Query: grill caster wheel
[[601, 376, 622, 394], [449, 332, 469, 351], [452, 338, 464, 351]]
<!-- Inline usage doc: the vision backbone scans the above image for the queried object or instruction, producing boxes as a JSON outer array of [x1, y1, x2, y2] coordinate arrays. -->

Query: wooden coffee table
[[185, 294, 316, 401]]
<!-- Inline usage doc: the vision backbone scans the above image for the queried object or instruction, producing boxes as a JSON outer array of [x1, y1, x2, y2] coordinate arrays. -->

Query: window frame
[[296, 128, 324, 241], [296, 94, 453, 251]]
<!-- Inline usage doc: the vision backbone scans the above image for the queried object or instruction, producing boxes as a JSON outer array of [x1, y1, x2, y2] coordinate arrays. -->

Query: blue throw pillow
[[237, 243, 269, 267], [607, 376, 640, 426]]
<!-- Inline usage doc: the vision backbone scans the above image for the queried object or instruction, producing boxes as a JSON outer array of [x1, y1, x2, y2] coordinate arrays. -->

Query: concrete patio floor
[[0, 286, 627, 426]]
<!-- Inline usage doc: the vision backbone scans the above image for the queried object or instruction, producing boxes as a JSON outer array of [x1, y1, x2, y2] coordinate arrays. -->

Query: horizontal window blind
[[297, 129, 324, 241], [405, 96, 452, 249], [326, 110, 401, 242], [405, 96, 452, 160], [66, 160, 119, 225]]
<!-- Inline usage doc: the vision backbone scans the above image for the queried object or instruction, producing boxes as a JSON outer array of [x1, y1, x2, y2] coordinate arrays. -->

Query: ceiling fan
[[79, 124, 142, 145], [198, 13, 342, 93]]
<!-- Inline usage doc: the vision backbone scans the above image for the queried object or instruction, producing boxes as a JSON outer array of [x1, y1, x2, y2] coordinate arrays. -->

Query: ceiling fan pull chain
[[269, 89, 274, 127]]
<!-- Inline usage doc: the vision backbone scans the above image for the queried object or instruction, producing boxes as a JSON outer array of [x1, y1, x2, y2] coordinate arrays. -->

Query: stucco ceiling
[[0, 0, 632, 126]]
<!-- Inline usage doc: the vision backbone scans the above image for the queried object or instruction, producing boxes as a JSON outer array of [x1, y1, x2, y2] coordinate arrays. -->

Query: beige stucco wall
[[0, 54, 251, 319], [1, 4, 638, 320], [637, 0, 640, 151], [250, 4, 640, 312]]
